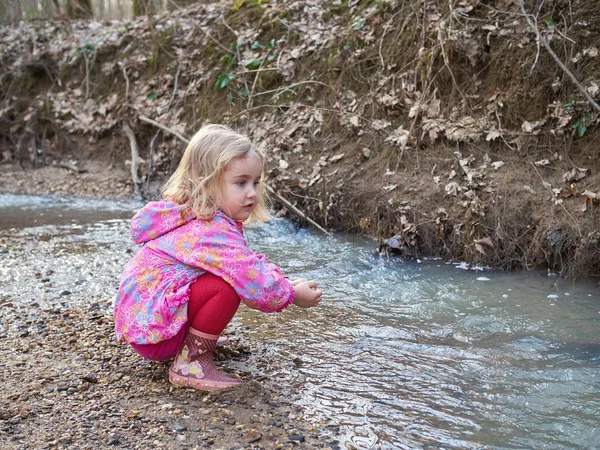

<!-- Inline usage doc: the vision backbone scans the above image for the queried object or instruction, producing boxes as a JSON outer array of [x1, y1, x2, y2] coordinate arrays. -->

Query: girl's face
[[219, 152, 263, 222]]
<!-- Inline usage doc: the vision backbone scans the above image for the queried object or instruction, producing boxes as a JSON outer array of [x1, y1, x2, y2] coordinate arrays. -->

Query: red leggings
[[130, 272, 241, 361]]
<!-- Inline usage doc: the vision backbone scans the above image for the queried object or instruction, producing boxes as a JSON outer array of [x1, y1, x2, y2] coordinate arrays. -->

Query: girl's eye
[[236, 181, 245, 187], [254, 181, 260, 187]]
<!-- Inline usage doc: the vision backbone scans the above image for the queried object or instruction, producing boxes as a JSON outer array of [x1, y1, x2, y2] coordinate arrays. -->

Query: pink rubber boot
[[169, 327, 240, 391], [216, 336, 230, 346]]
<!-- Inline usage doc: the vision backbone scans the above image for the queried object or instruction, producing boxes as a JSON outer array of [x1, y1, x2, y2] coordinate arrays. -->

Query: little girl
[[114, 124, 322, 391]]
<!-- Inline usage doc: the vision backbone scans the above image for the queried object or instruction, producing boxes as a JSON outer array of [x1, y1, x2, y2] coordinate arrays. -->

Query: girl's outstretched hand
[[292, 280, 322, 308], [290, 278, 307, 286]]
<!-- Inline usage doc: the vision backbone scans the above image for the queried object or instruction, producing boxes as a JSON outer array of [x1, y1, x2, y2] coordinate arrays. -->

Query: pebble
[[290, 434, 305, 442], [173, 423, 187, 432], [107, 434, 121, 445], [82, 373, 98, 383], [245, 429, 262, 443]]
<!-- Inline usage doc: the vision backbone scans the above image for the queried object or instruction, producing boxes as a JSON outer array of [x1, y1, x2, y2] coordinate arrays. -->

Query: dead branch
[[378, 11, 413, 69], [263, 183, 334, 238], [55, 162, 87, 173], [136, 114, 333, 238], [246, 50, 271, 133], [252, 81, 332, 99], [122, 122, 142, 191], [139, 114, 188, 143], [168, 0, 234, 54], [167, 64, 181, 111], [122, 65, 130, 99], [82, 51, 90, 99], [145, 130, 160, 192], [520, 0, 600, 113]]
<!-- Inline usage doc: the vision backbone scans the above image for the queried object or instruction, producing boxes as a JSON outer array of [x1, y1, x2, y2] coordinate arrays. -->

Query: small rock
[[290, 435, 305, 443], [57, 386, 69, 392], [60, 290, 72, 296], [245, 429, 262, 443], [173, 423, 187, 432], [82, 373, 98, 383], [107, 434, 121, 445]]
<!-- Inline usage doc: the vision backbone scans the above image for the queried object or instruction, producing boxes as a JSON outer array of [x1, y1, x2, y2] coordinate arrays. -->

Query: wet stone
[[290, 434, 305, 443], [107, 434, 121, 445], [82, 373, 98, 383], [173, 423, 187, 432], [56, 386, 69, 392], [245, 429, 262, 443]]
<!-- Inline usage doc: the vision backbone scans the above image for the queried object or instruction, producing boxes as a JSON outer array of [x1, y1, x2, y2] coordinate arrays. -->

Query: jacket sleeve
[[153, 216, 295, 313]]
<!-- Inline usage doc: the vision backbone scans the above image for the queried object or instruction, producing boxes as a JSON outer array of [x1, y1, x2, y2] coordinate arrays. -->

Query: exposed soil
[[1, 0, 599, 278]]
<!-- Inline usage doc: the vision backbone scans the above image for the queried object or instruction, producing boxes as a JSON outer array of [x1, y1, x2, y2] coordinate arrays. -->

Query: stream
[[1, 193, 598, 449]]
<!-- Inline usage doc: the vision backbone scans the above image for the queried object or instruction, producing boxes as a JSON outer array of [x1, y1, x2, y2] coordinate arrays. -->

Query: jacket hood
[[130, 201, 195, 244]]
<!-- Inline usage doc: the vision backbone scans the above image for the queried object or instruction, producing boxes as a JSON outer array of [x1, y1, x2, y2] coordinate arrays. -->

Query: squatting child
[[114, 124, 323, 391]]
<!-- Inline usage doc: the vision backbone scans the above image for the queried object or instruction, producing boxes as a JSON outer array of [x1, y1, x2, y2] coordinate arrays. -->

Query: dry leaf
[[474, 237, 494, 248], [563, 168, 588, 183], [445, 182, 459, 196], [486, 130, 500, 141]]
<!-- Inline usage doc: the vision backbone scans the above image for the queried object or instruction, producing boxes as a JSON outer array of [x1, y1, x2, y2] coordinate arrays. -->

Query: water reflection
[[239, 219, 600, 449]]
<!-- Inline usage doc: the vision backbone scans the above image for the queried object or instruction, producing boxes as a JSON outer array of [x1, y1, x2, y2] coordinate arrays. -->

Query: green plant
[[214, 72, 235, 91], [572, 113, 593, 137]]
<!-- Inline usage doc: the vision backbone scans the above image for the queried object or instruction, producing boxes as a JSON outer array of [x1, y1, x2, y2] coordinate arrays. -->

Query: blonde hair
[[161, 124, 271, 222]]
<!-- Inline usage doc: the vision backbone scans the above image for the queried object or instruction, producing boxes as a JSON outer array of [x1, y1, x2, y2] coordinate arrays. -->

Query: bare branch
[[520, 0, 600, 113]]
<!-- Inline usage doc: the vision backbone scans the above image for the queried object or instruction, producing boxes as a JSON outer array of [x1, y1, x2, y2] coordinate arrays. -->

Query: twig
[[167, 64, 181, 111], [252, 81, 332, 99], [378, 11, 412, 69], [55, 162, 87, 173], [168, 0, 233, 54], [122, 65, 130, 99], [520, 0, 600, 113], [437, 23, 470, 109], [82, 51, 90, 99], [246, 51, 271, 133], [145, 130, 160, 193], [135, 114, 333, 238], [139, 114, 188, 143], [122, 122, 142, 196], [530, 162, 581, 236], [263, 184, 333, 238]]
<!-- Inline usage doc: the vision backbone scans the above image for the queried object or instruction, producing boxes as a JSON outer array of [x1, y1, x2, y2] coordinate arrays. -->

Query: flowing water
[[1, 193, 599, 449]]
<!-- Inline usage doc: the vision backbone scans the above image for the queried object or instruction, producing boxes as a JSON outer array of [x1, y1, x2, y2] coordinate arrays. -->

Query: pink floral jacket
[[114, 201, 295, 345]]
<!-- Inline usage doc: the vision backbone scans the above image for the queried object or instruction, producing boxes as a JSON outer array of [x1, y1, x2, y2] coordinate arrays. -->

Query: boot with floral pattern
[[169, 327, 240, 391]]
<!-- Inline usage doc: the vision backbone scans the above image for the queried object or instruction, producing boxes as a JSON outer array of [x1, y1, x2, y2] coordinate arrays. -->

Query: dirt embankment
[[1, 0, 599, 278]]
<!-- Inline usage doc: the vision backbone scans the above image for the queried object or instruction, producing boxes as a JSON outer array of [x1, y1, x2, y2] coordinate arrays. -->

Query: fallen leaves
[[563, 167, 589, 183]]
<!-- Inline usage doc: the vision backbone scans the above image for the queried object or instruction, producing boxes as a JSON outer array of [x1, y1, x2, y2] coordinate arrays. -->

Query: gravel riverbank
[[0, 186, 341, 449]]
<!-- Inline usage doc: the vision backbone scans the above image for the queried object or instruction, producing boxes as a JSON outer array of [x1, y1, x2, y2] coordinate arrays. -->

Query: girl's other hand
[[293, 280, 322, 308], [290, 278, 307, 286]]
